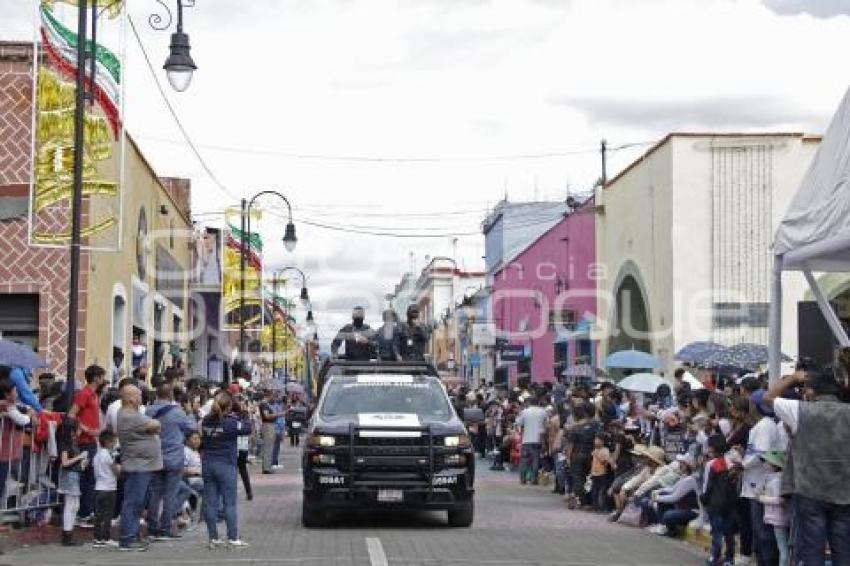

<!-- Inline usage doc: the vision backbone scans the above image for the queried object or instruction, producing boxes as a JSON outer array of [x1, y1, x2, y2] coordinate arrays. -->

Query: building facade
[[411, 257, 483, 372], [492, 202, 596, 384], [596, 133, 820, 374], [0, 41, 193, 380]]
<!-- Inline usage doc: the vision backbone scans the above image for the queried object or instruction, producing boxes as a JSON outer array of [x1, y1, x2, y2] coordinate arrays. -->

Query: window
[[713, 302, 769, 328], [548, 309, 576, 331]]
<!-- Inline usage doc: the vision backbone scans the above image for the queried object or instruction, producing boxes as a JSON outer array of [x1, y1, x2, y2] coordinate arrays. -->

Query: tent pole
[[768, 256, 783, 385], [803, 270, 850, 347]]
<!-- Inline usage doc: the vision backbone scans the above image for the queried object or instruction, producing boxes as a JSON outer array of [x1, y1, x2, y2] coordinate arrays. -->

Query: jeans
[[78, 442, 97, 518], [237, 450, 252, 499], [750, 499, 779, 566], [0, 461, 9, 504], [119, 471, 153, 546], [518, 443, 541, 484], [794, 494, 850, 566], [554, 456, 567, 493], [661, 509, 699, 535], [736, 496, 753, 558], [773, 525, 788, 566], [94, 490, 117, 541], [147, 467, 184, 536], [202, 459, 238, 541], [271, 431, 283, 466], [590, 474, 611, 511], [709, 511, 736, 565], [261, 423, 277, 472]]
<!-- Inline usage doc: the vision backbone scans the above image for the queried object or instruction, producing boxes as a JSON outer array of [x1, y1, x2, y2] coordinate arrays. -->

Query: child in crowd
[[57, 416, 88, 547], [758, 450, 789, 566], [701, 434, 738, 566], [92, 430, 120, 548], [589, 433, 613, 511]]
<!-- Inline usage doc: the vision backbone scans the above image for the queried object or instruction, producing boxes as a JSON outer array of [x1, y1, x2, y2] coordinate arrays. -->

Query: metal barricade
[[0, 414, 59, 523]]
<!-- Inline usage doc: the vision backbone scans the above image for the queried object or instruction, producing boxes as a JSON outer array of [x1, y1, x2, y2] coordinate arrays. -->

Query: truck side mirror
[[463, 407, 484, 424]]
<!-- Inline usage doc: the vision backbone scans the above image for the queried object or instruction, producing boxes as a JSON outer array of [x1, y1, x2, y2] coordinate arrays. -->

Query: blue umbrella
[[675, 341, 726, 365], [605, 349, 661, 370], [702, 343, 789, 371], [0, 339, 47, 370]]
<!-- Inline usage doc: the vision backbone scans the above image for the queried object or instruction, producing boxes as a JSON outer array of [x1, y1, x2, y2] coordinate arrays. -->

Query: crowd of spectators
[[450, 353, 850, 566]]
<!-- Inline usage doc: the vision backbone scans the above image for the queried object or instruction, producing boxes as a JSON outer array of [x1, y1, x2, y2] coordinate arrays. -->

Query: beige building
[[595, 133, 822, 374], [86, 138, 193, 376]]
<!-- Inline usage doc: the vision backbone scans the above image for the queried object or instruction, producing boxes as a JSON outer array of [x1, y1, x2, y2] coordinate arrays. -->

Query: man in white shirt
[[515, 395, 548, 485], [106, 378, 145, 434]]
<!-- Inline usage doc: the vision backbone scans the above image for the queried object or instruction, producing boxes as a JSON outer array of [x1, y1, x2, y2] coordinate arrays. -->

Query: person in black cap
[[330, 306, 375, 361], [373, 309, 402, 362], [399, 305, 431, 361]]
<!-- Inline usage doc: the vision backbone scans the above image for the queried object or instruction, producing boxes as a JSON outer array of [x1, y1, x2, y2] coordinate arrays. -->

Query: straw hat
[[629, 443, 648, 457], [644, 446, 667, 466]]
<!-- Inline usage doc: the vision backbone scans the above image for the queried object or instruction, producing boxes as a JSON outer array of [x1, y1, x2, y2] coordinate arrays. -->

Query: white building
[[596, 133, 822, 374], [412, 257, 484, 371]]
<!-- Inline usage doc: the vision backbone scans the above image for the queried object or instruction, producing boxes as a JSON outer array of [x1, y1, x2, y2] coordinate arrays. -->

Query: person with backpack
[[701, 434, 739, 566]]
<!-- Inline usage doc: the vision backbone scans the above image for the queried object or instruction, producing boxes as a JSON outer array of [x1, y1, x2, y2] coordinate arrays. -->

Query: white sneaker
[[734, 557, 752, 566], [209, 539, 227, 550], [652, 525, 668, 536], [227, 539, 250, 549]]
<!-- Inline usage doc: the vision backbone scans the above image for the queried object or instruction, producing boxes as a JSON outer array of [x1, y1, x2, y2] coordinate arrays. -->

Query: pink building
[[492, 203, 596, 383]]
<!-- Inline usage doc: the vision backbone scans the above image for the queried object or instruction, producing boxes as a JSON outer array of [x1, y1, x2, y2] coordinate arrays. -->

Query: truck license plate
[[377, 489, 403, 503]]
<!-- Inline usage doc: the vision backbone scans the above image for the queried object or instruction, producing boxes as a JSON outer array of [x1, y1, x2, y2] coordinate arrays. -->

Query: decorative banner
[[261, 294, 303, 372], [29, 0, 125, 249], [222, 207, 264, 330]]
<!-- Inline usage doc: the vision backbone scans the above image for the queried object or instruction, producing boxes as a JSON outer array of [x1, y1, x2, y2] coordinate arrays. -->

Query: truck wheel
[[447, 500, 474, 528], [301, 499, 325, 528]]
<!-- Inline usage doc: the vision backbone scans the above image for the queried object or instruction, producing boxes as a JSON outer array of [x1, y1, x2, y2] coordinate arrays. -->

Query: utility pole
[[271, 273, 279, 376], [65, 0, 89, 406], [238, 198, 247, 375], [600, 139, 608, 186]]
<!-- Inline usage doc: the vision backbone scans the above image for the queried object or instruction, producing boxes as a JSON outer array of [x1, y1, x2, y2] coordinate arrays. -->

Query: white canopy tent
[[771, 87, 850, 382]]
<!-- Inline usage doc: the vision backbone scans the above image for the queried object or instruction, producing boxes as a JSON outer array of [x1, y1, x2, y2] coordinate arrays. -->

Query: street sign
[[499, 345, 525, 362], [470, 353, 481, 368]]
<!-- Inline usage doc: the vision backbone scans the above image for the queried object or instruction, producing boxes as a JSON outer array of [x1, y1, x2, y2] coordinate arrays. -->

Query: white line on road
[[366, 536, 389, 566]]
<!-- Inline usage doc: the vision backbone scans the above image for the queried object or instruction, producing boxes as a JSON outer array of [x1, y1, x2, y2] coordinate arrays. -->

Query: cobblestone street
[[4, 450, 702, 566]]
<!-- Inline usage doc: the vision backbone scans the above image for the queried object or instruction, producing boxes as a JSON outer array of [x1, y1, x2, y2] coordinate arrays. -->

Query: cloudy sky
[[4, 0, 850, 343]]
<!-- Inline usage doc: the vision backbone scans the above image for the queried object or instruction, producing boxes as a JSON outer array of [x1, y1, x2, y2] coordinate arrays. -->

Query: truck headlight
[[443, 434, 470, 448], [308, 434, 336, 447]]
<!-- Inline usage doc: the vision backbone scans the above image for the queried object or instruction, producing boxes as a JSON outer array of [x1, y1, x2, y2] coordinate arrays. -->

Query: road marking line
[[366, 536, 389, 566]]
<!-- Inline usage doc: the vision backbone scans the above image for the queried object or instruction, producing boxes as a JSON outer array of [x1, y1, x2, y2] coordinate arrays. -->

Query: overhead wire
[[132, 133, 655, 164]]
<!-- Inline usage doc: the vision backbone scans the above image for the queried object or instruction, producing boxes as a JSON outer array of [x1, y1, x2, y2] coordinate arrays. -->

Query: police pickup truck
[[302, 360, 481, 528]]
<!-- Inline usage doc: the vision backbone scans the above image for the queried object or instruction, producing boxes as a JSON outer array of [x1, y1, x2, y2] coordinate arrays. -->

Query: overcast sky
[[4, 0, 850, 344]]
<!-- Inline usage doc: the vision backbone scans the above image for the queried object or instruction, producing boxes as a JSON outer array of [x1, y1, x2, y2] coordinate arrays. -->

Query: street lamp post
[[239, 191, 297, 370], [65, 0, 197, 406]]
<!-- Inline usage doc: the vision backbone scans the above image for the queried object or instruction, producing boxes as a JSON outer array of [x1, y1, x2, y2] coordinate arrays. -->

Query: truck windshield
[[320, 378, 452, 421]]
